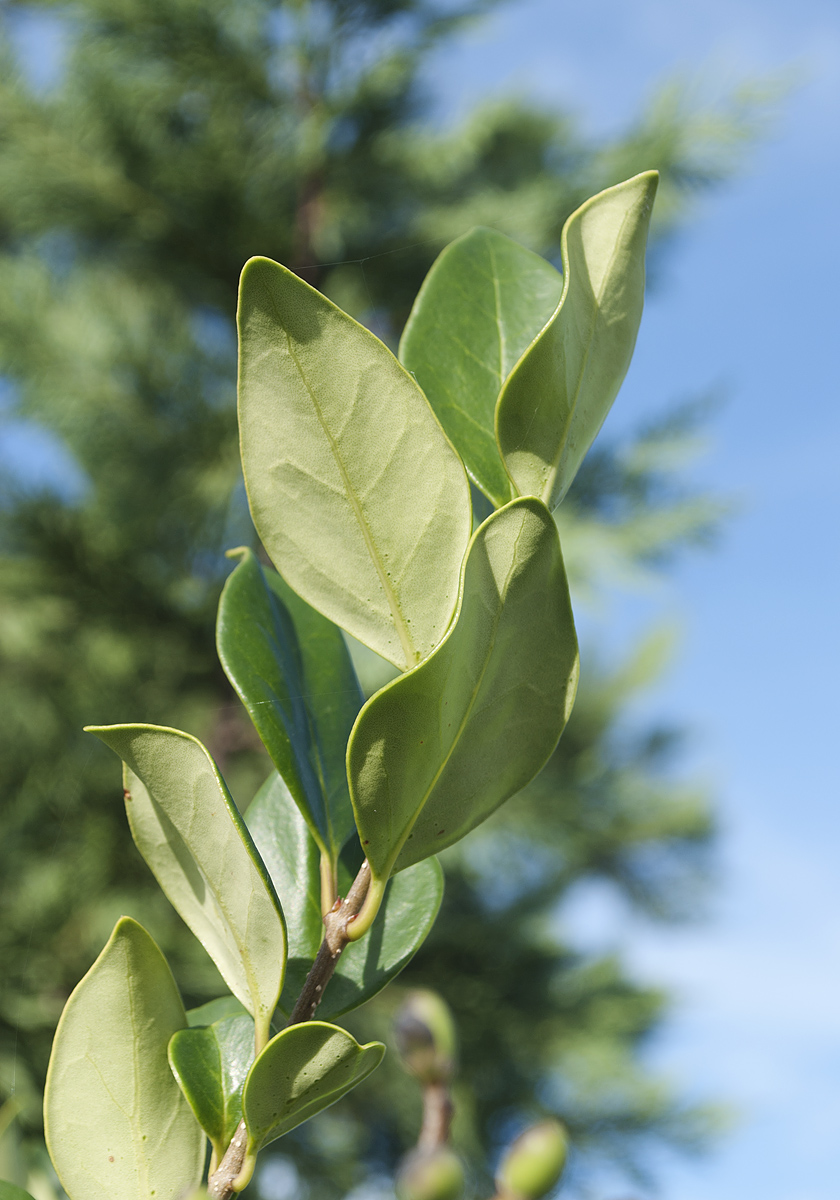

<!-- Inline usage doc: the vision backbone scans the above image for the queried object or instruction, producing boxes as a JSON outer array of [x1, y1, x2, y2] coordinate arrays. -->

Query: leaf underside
[[242, 1021, 385, 1152], [349, 496, 580, 880], [497, 171, 658, 509], [237, 255, 472, 670], [44, 918, 204, 1200], [87, 723, 286, 1039], [400, 226, 563, 508]]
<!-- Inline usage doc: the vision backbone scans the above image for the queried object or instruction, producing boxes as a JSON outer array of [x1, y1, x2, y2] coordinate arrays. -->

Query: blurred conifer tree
[[0, 1, 762, 1194]]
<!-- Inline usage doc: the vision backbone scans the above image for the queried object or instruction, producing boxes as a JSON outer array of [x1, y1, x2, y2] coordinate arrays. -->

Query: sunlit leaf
[[87, 724, 286, 1048], [242, 1022, 384, 1152], [497, 172, 658, 509], [44, 918, 204, 1200], [237, 256, 472, 670], [349, 498, 579, 880], [400, 227, 563, 508]]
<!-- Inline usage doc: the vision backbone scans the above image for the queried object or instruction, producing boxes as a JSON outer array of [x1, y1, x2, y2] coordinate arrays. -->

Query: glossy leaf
[[349, 497, 579, 880], [44, 917, 204, 1200], [169, 1012, 255, 1162], [246, 772, 444, 1017], [400, 227, 563, 508], [244, 771, 321, 1008], [187, 996, 249, 1027], [86, 724, 286, 1047], [242, 1022, 385, 1152], [237, 256, 472, 670], [496, 171, 658, 509], [217, 547, 360, 861], [0, 1184, 37, 1200]]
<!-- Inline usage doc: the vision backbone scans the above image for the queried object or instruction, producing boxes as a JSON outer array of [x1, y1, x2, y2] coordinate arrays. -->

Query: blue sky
[[425, 1, 840, 1197]]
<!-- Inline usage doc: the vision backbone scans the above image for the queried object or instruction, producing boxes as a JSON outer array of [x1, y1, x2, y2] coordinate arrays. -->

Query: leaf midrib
[[284, 332, 417, 669], [385, 514, 526, 875], [541, 205, 634, 507]]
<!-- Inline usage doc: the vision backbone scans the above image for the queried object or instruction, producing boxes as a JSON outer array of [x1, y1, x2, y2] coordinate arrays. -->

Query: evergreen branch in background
[[0, 1, 771, 1195]]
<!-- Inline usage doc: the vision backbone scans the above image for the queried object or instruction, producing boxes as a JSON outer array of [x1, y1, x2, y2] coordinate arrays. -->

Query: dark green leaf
[[245, 772, 322, 1011], [246, 772, 444, 1017], [169, 1013, 255, 1162], [217, 547, 361, 861], [349, 498, 579, 880], [400, 227, 563, 508], [237, 256, 472, 670], [44, 918, 204, 1200], [496, 172, 658, 509]]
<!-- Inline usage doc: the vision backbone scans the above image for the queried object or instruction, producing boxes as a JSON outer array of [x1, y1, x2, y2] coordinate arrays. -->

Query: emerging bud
[[393, 990, 457, 1084], [496, 1119, 568, 1200], [396, 1148, 465, 1200]]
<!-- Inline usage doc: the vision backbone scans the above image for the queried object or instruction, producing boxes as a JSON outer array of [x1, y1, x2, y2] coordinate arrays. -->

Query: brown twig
[[206, 861, 372, 1199], [417, 1081, 454, 1152]]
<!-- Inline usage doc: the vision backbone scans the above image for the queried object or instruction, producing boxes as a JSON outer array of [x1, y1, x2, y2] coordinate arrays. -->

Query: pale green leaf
[[496, 172, 658, 509], [169, 1013, 255, 1162], [400, 227, 563, 508], [242, 1022, 384, 1152], [217, 547, 361, 861], [349, 498, 579, 880], [86, 724, 286, 1048], [237, 256, 472, 670], [44, 918, 204, 1200], [246, 772, 444, 1017]]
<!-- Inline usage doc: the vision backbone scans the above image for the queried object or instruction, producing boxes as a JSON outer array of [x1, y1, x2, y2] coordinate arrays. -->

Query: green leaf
[[246, 772, 444, 1018], [496, 171, 658, 509], [44, 917, 204, 1200], [187, 996, 249, 1027], [0, 1184, 37, 1200], [244, 772, 322, 1009], [169, 1012, 255, 1162], [237, 256, 472, 671], [86, 724, 286, 1049], [349, 497, 579, 880], [400, 227, 563, 508], [242, 1022, 385, 1152], [217, 547, 361, 862]]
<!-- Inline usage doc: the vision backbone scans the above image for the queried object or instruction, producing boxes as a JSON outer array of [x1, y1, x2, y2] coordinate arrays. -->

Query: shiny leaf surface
[[217, 547, 361, 859], [187, 996, 249, 1027]]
